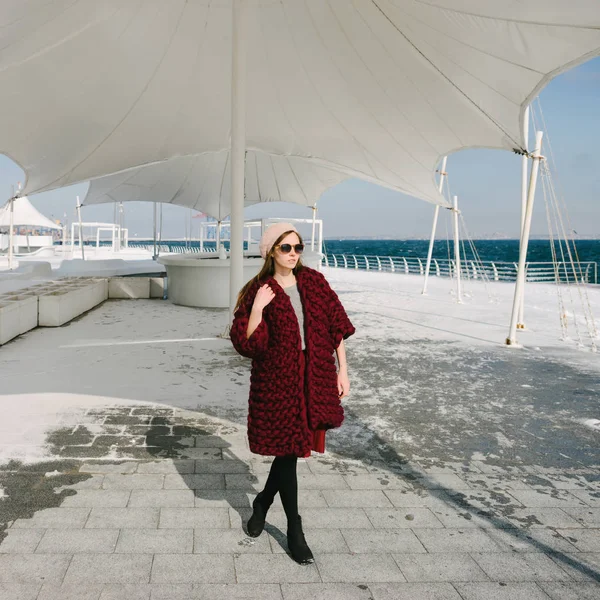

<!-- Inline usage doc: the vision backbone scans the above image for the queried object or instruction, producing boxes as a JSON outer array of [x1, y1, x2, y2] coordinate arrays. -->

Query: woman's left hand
[[337, 369, 350, 400]]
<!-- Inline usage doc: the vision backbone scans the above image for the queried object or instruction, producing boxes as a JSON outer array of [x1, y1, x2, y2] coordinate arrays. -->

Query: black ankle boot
[[247, 492, 270, 537], [287, 515, 314, 564]]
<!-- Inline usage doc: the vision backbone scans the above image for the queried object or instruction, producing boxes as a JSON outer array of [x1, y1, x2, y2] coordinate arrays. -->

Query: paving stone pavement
[[0, 404, 599, 599]]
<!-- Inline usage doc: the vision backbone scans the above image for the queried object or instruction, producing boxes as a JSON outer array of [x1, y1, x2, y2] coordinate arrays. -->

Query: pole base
[[516, 323, 526, 330], [505, 337, 522, 348]]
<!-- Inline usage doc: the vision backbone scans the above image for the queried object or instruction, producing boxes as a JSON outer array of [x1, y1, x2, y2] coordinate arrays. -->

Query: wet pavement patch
[[0, 406, 245, 545], [0, 460, 92, 544]]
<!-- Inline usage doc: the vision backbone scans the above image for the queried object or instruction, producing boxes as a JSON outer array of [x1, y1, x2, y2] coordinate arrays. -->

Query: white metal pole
[[452, 195, 462, 304], [216, 220, 222, 251], [117, 202, 123, 252], [517, 106, 530, 328], [8, 195, 15, 270], [228, 0, 248, 323], [158, 203, 163, 256], [76, 196, 85, 260], [318, 221, 323, 256], [520, 107, 530, 236], [311, 204, 317, 251], [507, 131, 544, 346], [422, 156, 447, 294], [422, 207, 439, 294], [153, 203, 158, 260]]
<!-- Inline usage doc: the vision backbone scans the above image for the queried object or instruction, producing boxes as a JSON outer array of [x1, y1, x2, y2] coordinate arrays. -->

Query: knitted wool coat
[[230, 267, 355, 457]]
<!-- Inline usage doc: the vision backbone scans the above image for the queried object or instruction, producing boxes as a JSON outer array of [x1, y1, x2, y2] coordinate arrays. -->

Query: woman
[[230, 222, 355, 565]]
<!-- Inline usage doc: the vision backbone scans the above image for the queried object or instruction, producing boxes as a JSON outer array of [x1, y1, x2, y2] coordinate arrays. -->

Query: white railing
[[322, 254, 598, 284], [127, 243, 218, 254]]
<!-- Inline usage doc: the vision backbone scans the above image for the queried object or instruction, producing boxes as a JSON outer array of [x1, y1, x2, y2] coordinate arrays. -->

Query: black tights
[[261, 455, 298, 523]]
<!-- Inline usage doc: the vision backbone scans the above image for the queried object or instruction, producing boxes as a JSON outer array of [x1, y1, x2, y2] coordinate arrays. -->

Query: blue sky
[[1, 57, 599, 240]]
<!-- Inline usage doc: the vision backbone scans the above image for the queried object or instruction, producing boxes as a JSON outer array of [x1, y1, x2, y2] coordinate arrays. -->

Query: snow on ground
[[0, 248, 164, 295], [0, 268, 598, 469], [324, 267, 599, 353]]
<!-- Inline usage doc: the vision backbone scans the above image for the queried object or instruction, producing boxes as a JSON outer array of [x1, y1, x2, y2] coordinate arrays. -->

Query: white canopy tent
[[2, 1, 599, 203], [84, 149, 350, 219], [0, 196, 61, 230], [0, 195, 61, 269], [1, 0, 599, 334]]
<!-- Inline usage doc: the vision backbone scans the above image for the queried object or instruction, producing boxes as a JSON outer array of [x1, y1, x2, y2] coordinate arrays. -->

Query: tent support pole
[[153, 203, 157, 260], [319, 221, 323, 256], [517, 106, 530, 329], [311, 204, 317, 251], [507, 131, 544, 346], [423, 156, 447, 294], [76, 196, 85, 261], [452, 195, 462, 304], [158, 203, 163, 256], [216, 220, 222, 250], [118, 202, 123, 252], [8, 194, 15, 270], [228, 0, 247, 326]]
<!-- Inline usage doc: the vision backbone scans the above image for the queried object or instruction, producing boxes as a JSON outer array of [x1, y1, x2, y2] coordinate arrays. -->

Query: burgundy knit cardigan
[[230, 267, 355, 457]]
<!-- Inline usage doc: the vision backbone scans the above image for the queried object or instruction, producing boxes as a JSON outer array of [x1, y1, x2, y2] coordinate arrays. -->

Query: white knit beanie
[[259, 222, 299, 259]]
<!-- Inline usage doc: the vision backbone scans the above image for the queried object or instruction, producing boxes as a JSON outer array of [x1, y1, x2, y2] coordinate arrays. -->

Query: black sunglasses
[[275, 243, 304, 254]]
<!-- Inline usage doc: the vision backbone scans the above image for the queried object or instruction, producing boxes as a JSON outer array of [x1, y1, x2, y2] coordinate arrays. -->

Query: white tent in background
[[0, 196, 61, 266], [84, 150, 350, 219], [0, 197, 61, 230]]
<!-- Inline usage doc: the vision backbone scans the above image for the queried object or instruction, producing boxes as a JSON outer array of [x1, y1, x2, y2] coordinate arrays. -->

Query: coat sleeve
[[230, 284, 269, 359], [320, 273, 355, 349]]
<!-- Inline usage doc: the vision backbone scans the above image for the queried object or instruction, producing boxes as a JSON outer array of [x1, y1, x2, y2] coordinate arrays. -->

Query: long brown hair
[[235, 230, 305, 311]]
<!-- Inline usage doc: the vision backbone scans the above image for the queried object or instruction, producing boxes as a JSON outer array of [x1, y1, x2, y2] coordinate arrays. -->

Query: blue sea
[[321, 239, 600, 265], [128, 238, 600, 265]]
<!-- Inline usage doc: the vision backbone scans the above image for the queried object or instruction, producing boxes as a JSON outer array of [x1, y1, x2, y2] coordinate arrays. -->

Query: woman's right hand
[[252, 283, 275, 312]]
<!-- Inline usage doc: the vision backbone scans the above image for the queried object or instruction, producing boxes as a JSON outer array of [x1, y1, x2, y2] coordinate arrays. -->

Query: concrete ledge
[[0, 299, 21, 345], [109, 278, 150, 299], [0, 294, 38, 336], [39, 280, 108, 327], [150, 277, 166, 299]]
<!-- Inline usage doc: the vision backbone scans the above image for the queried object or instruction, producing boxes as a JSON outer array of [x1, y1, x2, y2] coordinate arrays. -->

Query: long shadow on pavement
[[143, 416, 255, 536]]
